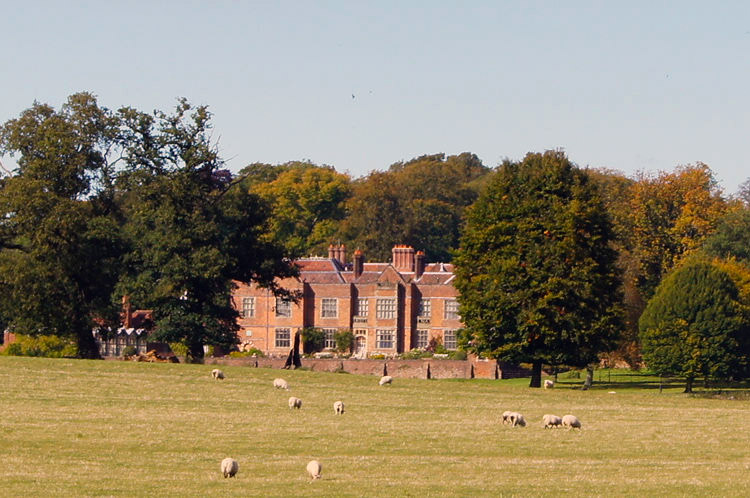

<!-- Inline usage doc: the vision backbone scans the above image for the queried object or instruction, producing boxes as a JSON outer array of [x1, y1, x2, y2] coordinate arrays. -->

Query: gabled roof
[[287, 254, 455, 287]]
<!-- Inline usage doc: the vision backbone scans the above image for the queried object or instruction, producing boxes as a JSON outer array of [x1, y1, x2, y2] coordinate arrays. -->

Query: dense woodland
[[2, 93, 750, 389]]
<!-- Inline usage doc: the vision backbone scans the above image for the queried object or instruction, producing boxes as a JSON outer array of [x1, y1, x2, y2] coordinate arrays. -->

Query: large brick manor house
[[232, 244, 464, 357]]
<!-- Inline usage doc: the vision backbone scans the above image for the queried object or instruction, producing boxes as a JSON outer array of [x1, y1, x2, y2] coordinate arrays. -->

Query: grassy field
[[1, 357, 749, 497]]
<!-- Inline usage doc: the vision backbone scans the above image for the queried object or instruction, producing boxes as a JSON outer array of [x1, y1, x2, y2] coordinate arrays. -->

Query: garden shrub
[[1, 334, 77, 358]]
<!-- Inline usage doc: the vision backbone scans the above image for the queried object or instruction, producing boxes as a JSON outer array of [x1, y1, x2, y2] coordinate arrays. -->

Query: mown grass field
[[1, 357, 749, 497]]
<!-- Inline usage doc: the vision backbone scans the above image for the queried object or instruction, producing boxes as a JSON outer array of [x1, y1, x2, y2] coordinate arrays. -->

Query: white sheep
[[220, 457, 238, 478], [544, 379, 554, 389], [273, 378, 289, 390], [379, 375, 393, 386], [509, 411, 526, 427], [333, 400, 344, 415], [501, 410, 513, 425], [211, 369, 225, 380], [562, 414, 582, 430], [542, 414, 562, 429], [288, 396, 302, 409], [306, 460, 322, 480]]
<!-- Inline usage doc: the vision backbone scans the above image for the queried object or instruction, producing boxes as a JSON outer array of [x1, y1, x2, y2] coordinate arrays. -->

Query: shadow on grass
[[555, 371, 750, 394]]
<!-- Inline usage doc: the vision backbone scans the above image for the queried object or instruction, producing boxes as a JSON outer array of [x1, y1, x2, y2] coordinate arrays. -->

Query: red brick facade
[[233, 245, 464, 356]]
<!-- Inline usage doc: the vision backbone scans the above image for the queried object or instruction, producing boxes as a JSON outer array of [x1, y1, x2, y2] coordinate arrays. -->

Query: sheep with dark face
[[211, 369, 225, 380], [289, 396, 302, 409], [221, 457, 238, 478], [544, 379, 554, 389], [379, 375, 393, 386], [333, 400, 344, 415]]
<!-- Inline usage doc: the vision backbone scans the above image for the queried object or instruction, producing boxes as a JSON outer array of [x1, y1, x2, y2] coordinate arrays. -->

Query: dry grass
[[1, 356, 749, 496]]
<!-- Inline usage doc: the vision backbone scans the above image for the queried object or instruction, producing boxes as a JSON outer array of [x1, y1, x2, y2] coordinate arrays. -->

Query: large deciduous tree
[[626, 164, 728, 300], [116, 99, 297, 360], [339, 153, 490, 262], [241, 162, 352, 258], [639, 261, 750, 392], [453, 150, 622, 387], [0, 93, 124, 358]]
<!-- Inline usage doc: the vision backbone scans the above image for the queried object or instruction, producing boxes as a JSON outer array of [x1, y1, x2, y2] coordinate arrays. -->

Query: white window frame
[[321, 298, 338, 318], [241, 297, 255, 318], [418, 298, 431, 318], [444, 329, 457, 350], [357, 297, 369, 317], [376, 298, 396, 319], [275, 328, 291, 348], [376, 329, 395, 349], [323, 328, 337, 349], [416, 329, 429, 349], [275, 297, 291, 318], [444, 299, 460, 320]]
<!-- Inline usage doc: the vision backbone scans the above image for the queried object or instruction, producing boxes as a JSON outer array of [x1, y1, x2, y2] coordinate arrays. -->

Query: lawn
[[1, 356, 749, 497]]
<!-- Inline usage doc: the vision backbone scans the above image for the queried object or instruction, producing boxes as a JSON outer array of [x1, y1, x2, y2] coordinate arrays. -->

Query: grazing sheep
[[544, 379, 554, 389], [501, 410, 513, 425], [273, 378, 289, 390], [220, 457, 238, 478], [562, 414, 582, 430], [288, 396, 302, 409], [542, 414, 563, 429], [333, 400, 345, 415], [306, 460, 322, 480], [211, 368, 225, 380], [509, 411, 526, 427], [379, 375, 393, 386]]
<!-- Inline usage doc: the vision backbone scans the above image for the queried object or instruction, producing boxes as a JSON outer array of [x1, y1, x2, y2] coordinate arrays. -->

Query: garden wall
[[206, 356, 530, 380]]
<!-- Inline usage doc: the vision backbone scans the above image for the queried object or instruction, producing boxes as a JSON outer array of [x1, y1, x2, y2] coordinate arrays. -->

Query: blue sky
[[3, 1, 749, 193]]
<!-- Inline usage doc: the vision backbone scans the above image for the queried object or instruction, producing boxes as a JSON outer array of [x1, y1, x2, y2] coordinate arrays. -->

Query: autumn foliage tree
[[454, 151, 622, 387], [339, 153, 490, 262]]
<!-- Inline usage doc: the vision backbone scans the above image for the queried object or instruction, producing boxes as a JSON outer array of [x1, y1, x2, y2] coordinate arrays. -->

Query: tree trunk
[[76, 328, 101, 359], [188, 341, 205, 363], [583, 367, 594, 390], [529, 360, 542, 388], [684, 377, 694, 393]]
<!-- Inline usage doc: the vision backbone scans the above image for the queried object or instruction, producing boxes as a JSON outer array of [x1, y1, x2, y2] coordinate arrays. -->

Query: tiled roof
[[288, 255, 456, 286]]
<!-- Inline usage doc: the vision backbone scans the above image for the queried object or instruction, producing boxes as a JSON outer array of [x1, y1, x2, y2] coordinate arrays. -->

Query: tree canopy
[[116, 99, 297, 360], [639, 261, 750, 392], [453, 150, 622, 387], [240, 161, 352, 258], [338, 152, 490, 261], [0, 93, 124, 358]]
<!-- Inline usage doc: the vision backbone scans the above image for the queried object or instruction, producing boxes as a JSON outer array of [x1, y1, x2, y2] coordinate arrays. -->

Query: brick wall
[[207, 356, 529, 380]]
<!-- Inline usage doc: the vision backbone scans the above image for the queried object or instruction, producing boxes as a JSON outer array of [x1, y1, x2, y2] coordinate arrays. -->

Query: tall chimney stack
[[415, 250, 425, 279], [353, 249, 364, 278]]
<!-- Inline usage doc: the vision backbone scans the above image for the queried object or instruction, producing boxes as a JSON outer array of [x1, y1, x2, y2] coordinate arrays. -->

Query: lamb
[[288, 396, 302, 409], [542, 414, 562, 429], [562, 414, 582, 430], [544, 379, 554, 389], [211, 369, 225, 380], [333, 400, 345, 415], [508, 411, 526, 427], [273, 378, 289, 390], [220, 457, 238, 478], [306, 460, 322, 480], [379, 375, 393, 386]]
